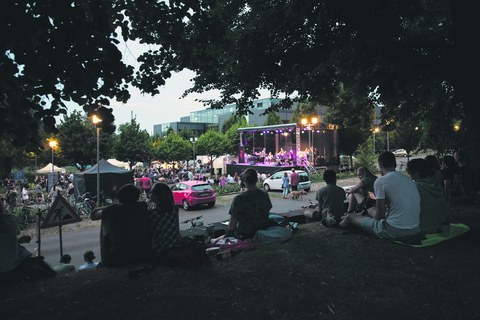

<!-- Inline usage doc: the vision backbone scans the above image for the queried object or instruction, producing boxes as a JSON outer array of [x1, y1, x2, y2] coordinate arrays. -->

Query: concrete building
[[153, 98, 299, 137]]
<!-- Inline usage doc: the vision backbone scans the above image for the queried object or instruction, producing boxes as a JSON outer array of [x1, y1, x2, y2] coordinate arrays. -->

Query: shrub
[[213, 183, 241, 195]]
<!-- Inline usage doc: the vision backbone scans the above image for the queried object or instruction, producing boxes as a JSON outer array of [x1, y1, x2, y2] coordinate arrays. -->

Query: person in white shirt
[[340, 151, 421, 239]]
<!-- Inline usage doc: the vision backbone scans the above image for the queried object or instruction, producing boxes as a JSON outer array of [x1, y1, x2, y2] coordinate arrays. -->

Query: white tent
[[36, 163, 66, 174], [107, 159, 130, 170]]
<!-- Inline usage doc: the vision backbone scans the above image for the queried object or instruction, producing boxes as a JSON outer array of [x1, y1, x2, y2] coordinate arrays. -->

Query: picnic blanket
[[395, 223, 470, 247]]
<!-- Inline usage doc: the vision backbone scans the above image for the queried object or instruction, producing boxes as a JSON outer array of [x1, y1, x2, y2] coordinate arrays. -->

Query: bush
[[354, 137, 377, 173], [213, 183, 241, 195]]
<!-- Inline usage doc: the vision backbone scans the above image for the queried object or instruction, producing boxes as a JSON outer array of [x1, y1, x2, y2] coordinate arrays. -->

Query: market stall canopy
[[73, 159, 134, 199], [107, 158, 129, 170], [36, 163, 66, 174]]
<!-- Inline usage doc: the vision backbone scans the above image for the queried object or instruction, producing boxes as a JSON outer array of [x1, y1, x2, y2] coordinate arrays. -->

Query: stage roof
[[237, 123, 297, 133]]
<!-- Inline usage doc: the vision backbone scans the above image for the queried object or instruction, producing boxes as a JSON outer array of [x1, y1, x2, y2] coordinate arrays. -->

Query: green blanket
[[395, 223, 470, 247]]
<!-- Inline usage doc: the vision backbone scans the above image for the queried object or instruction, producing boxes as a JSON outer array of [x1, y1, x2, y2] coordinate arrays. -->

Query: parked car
[[392, 149, 408, 157], [171, 180, 216, 211], [263, 170, 311, 192]]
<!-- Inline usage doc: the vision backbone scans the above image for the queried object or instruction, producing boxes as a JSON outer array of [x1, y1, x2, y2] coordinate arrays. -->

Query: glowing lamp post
[[91, 114, 102, 207], [373, 127, 380, 154], [48, 139, 58, 191], [301, 117, 318, 163]]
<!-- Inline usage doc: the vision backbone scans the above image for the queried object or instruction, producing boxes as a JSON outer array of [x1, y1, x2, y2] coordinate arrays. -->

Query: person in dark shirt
[[228, 168, 273, 239], [90, 184, 151, 267], [454, 150, 476, 196]]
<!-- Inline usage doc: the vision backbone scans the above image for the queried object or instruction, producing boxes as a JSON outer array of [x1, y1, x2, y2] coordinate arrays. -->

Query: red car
[[171, 180, 216, 211]]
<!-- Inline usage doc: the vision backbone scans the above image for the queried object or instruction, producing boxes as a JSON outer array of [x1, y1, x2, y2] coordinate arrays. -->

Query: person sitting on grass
[[406, 159, 448, 234], [90, 184, 152, 268], [345, 166, 377, 214], [0, 200, 56, 285], [228, 168, 273, 239], [53, 254, 76, 274], [148, 183, 182, 264], [78, 250, 99, 271], [306, 169, 346, 226], [340, 151, 421, 239]]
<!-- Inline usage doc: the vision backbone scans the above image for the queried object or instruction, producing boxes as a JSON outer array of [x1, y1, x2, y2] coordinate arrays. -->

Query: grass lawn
[[1, 197, 480, 320]]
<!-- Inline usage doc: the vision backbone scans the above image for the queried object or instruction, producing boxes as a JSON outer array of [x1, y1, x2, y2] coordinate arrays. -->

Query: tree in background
[[326, 84, 373, 168], [290, 100, 318, 124], [263, 112, 282, 126], [155, 133, 192, 168], [355, 137, 377, 174], [195, 129, 226, 175], [390, 120, 422, 160], [123, 1, 479, 176], [114, 118, 152, 170], [222, 114, 247, 133], [57, 111, 105, 170]]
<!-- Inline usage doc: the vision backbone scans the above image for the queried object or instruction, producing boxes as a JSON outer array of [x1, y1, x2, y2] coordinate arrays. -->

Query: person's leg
[[346, 194, 357, 212]]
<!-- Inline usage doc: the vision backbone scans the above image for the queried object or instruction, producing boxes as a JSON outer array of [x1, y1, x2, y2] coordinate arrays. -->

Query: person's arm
[[228, 215, 238, 231], [90, 206, 107, 220], [346, 181, 362, 195], [374, 199, 386, 220]]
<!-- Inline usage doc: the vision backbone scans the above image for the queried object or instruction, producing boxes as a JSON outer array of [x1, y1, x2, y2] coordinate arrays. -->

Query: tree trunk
[[452, 1, 480, 182]]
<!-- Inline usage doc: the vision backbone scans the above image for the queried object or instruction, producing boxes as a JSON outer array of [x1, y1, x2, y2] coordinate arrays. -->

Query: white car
[[392, 149, 408, 157], [263, 170, 311, 192]]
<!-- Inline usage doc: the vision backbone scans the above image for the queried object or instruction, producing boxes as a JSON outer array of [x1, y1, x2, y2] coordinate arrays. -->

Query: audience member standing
[[281, 172, 290, 199], [290, 168, 299, 191]]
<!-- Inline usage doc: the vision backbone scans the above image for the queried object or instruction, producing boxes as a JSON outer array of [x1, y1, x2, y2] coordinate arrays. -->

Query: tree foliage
[[222, 114, 247, 133], [263, 112, 282, 126], [114, 118, 152, 169], [1, 0, 133, 146], [195, 129, 225, 169], [155, 133, 192, 166], [123, 0, 479, 175], [57, 111, 104, 170]]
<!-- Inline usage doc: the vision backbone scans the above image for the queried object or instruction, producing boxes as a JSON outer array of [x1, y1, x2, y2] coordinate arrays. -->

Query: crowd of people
[[309, 150, 476, 240], [1, 150, 477, 286]]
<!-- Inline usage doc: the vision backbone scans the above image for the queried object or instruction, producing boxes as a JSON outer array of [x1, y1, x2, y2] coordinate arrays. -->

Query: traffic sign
[[42, 193, 81, 228]]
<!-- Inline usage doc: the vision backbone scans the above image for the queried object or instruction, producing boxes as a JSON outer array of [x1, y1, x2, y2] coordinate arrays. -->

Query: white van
[[263, 170, 311, 192]]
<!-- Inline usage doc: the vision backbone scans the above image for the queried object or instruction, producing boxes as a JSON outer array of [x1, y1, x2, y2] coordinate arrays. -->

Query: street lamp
[[91, 114, 102, 207], [48, 139, 57, 191], [190, 137, 198, 171], [373, 127, 380, 154], [301, 116, 318, 164]]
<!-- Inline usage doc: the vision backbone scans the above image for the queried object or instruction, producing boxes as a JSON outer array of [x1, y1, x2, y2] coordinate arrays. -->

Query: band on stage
[[245, 147, 324, 167]]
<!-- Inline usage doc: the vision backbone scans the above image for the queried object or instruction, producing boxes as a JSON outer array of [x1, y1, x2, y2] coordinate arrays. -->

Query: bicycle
[[14, 205, 48, 230], [182, 215, 204, 229]]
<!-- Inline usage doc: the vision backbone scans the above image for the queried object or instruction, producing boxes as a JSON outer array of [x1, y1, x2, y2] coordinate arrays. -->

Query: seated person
[[148, 183, 182, 263], [340, 151, 421, 239], [78, 250, 99, 271], [53, 254, 76, 274], [306, 170, 346, 225], [407, 159, 447, 234], [345, 166, 377, 213], [228, 168, 273, 239], [0, 201, 56, 285], [90, 184, 151, 267]]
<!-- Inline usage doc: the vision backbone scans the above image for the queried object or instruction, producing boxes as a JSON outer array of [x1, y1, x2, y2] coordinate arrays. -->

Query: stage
[[226, 162, 298, 176]]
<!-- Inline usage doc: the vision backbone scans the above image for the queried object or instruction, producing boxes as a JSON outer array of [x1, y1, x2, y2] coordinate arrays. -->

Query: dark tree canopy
[[1, 0, 132, 146]]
